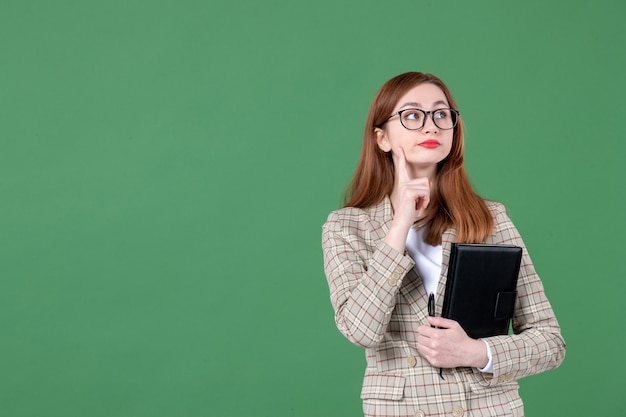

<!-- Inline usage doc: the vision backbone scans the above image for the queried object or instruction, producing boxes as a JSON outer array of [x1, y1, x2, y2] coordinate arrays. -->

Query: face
[[375, 83, 454, 179]]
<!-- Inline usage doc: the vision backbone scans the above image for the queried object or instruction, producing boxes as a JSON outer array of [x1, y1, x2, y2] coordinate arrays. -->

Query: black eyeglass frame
[[379, 108, 460, 130]]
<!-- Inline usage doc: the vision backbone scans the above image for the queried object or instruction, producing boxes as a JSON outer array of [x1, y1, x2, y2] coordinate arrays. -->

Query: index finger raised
[[395, 146, 411, 183]]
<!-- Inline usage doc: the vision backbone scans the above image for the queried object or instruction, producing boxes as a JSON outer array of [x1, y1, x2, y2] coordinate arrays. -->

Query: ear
[[374, 128, 391, 152]]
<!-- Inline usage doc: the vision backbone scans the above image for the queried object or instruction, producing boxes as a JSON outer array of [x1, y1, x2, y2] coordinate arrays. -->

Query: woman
[[321, 72, 565, 417]]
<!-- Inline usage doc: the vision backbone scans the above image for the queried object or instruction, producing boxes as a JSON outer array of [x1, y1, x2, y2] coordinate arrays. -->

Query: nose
[[422, 112, 439, 133]]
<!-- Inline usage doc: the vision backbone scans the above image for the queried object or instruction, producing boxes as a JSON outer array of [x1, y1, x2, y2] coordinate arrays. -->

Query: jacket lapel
[[400, 268, 428, 319]]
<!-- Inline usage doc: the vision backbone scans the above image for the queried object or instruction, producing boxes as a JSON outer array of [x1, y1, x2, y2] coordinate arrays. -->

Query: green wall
[[1, 1, 624, 416]]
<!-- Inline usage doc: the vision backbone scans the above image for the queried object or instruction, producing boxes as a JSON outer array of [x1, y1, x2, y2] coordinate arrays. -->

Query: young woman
[[322, 72, 565, 417]]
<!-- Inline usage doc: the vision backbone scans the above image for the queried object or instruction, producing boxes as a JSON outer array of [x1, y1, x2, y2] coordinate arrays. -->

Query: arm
[[416, 203, 565, 377], [480, 204, 566, 383], [322, 210, 414, 348], [322, 146, 431, 348]]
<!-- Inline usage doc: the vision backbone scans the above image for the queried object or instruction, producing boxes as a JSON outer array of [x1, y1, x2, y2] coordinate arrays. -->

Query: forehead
[[395, 83, 449, 109]]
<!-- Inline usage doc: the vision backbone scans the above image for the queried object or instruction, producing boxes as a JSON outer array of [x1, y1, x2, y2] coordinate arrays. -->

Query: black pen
[[428, 293, 435, 320], [427, 293, 444, 380]]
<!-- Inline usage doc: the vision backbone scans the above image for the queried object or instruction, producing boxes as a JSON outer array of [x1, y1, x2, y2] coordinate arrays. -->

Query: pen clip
[[428, 293, 435, 317]]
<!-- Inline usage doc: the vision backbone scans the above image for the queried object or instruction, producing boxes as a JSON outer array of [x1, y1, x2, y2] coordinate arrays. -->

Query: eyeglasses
[[381, 108, 460, 130]]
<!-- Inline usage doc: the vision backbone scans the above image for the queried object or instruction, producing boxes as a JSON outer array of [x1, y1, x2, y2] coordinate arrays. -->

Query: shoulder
[[483, 200, 524, 244], [484, 200, 506, 216], [484, 200, 510, 224], [323, 199, 390, 235], [324, 206, 376, 234]]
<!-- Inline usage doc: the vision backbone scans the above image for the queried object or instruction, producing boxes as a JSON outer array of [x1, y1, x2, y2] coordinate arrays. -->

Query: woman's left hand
[[417, 317, 489, 369]]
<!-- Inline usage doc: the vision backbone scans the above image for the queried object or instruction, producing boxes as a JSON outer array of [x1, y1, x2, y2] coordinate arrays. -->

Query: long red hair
[[345, 72, 493, 245]]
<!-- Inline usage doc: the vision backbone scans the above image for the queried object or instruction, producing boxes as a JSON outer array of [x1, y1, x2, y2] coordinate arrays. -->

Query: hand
[[416, 317, 489, 369], [391, 146, 431, 229], [383, 147, 432, 253]]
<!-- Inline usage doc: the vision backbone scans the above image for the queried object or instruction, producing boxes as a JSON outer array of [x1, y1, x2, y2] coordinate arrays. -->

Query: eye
[[433, 109, 450, 119], [402, 109, 423, 121]]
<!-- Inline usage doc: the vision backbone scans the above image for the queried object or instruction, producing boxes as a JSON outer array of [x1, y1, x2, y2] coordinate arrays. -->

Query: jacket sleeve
[[322, 210, 414, 348], [481, 203, 566, 384]]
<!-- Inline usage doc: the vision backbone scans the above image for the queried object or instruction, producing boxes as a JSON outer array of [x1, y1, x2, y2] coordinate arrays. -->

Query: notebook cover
[[441, 244, 522, 339]]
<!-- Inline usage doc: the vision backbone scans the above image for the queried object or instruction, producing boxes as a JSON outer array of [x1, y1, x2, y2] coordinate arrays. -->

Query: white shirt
[[405, 225, 442, 297]]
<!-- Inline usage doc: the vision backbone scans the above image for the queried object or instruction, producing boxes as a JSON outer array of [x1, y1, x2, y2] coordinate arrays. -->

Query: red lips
[[418, 140, 440, 148]]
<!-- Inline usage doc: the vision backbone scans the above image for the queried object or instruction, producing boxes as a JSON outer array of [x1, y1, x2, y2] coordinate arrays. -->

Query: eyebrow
[[399, 100, 449, 109]]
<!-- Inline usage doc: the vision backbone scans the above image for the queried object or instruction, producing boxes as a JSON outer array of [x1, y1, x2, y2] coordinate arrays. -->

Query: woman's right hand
[[384, 147, 431, 252]]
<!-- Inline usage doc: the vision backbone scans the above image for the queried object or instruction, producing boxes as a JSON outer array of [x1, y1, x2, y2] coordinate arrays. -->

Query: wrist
[[472, 339, 489, 368], [384, 221, 411, 254], [389, 216, 414, 233]]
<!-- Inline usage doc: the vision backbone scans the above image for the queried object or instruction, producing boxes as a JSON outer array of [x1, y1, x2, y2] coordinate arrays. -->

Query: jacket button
[[387, 266, 404, 286], [452, 406, 465, 417], [407, 355, 417, 367], [500, 373, 512, 382], [414, 410, 425, 417]]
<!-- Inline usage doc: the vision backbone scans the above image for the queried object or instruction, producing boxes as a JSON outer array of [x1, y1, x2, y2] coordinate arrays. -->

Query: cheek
[[445, 133, 455, 149], [441, 137, 454, 158], [389, 130, 415, 145]]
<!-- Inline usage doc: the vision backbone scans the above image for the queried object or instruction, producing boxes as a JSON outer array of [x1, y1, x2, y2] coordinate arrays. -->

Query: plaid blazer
[[322, 197, 565, 417]]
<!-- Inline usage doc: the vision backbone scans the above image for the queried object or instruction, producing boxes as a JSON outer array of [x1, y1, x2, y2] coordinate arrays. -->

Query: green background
[[1, 1, 624, 416]]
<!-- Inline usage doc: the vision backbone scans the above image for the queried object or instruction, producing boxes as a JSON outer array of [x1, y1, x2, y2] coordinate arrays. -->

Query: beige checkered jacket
[[322, 197, 565, 417]]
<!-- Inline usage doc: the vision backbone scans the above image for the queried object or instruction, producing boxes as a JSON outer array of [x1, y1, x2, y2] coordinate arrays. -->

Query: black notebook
[[441, 244, 523, 339]]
